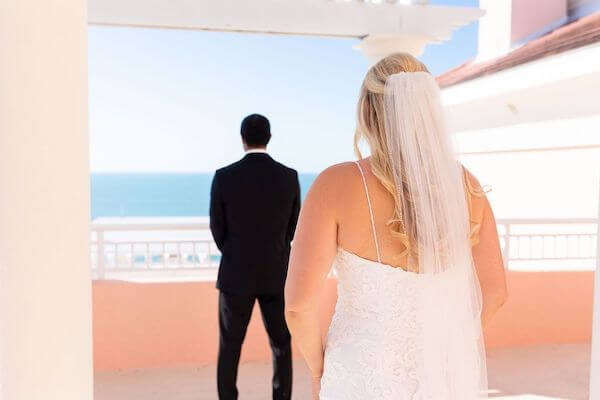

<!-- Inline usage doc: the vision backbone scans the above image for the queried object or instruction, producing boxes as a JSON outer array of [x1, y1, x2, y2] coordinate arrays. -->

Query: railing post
[[97, 229, 105, 279], [503, 223, 511, 269]]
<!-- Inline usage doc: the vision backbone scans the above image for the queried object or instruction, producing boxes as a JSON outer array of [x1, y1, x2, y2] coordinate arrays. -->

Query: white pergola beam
[[88, 0, 483, 41]]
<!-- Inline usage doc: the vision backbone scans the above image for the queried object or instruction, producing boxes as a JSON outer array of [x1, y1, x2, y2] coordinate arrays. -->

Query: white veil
[[383, 72, 487, 399]]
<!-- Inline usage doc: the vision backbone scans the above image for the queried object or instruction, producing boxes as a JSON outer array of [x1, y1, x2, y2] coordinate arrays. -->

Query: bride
[[284, 53, 508, 399]]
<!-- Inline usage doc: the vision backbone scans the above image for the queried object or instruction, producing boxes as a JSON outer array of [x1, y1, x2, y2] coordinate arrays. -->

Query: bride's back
[[329, 159, 405, 269], [318, 158, 485, 272]]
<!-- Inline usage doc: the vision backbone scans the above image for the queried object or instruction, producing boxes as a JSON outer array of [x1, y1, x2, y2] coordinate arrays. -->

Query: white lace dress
[[320, 162, 429, 400], [319, 248, 428, 400]]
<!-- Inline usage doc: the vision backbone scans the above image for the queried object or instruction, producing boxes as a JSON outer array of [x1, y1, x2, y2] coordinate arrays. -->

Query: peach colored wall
[[484, 270, 593, 348], [93, 271, 593, 371]]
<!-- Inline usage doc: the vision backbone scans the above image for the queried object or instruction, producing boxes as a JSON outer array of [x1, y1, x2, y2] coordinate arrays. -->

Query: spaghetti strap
[[354, 161, 382, 263]]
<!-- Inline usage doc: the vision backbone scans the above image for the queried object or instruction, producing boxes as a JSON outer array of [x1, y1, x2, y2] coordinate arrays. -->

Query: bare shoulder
[[462, 167, 495, 221], [463, 167, 482, 189], [304, 161, 359, 209], [314, 161, 358, 187], [462, 166, 488, 198]]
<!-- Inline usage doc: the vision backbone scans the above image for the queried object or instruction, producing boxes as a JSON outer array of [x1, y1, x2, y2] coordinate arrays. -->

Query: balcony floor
[[95, 343, 590, 400]]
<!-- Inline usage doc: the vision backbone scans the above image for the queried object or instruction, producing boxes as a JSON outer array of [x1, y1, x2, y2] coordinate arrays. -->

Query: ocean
[[91, 173, 318, 220]]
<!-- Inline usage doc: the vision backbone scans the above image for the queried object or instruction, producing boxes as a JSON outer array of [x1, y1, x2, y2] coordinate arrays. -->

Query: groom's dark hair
[[241, 114, 271, 147]]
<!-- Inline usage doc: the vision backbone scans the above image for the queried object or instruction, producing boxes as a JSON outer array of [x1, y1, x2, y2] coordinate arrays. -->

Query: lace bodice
[[320, 248, 428, 400]]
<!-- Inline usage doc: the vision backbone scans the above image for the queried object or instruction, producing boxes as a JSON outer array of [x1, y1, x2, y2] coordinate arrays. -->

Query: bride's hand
[[311, 375, 322, 400]]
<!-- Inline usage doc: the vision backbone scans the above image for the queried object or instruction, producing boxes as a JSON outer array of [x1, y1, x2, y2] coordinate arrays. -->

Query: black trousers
[[217, 290, 292, 400]]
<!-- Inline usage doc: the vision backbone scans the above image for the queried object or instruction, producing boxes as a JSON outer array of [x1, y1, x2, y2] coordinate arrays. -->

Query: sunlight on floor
[[95, 343, 589, 400]]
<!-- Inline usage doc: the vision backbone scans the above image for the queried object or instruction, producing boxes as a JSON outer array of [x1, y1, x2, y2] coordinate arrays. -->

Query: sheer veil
[[383, 72, 487, 399]]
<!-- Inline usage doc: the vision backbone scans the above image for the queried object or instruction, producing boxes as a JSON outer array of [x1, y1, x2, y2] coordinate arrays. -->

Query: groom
[[210, 114, 300, 400]]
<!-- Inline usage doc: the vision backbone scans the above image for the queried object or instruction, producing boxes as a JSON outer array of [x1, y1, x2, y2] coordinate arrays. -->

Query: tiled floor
[[95, 343, 590, 399]]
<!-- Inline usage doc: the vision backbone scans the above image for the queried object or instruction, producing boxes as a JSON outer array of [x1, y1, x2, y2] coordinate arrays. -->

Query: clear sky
[[88, 0, 479, 173]]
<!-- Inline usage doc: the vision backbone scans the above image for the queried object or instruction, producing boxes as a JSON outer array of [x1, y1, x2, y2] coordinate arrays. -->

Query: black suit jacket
[[210, 153, 301, 295]]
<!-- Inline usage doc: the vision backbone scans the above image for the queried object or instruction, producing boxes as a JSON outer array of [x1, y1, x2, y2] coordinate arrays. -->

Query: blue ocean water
[[91, 173, 317, 220]]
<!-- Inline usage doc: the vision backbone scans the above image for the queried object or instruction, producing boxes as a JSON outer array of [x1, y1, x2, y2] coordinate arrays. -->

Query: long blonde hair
[[354, 53, 430, 269]]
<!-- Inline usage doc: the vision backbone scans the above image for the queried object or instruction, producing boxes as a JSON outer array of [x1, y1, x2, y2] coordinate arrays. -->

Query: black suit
[[210, 152, 300, 400]]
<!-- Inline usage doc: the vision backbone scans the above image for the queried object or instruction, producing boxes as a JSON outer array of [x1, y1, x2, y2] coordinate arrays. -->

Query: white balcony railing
[[90, 218, 598, 280], [90, 218, 218, 280], [496, 218, 598, 272]]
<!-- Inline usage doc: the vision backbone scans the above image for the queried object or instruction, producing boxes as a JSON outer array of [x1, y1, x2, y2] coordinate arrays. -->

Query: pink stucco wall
[[92, 271, 593, 371], [511, 0, 567, 44]]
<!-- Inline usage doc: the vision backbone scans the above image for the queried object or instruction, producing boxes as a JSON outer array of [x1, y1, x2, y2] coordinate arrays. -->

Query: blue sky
[[88, 0, 479, 173]]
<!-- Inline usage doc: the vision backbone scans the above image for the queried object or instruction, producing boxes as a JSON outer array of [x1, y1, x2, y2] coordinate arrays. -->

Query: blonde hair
[[354, 53, 430, 270]]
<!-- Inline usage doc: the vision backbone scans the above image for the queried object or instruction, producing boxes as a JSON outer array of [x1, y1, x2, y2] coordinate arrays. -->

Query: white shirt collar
[[245, 148, 268, 154]]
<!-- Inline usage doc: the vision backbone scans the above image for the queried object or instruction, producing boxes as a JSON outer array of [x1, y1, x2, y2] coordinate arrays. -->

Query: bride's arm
[[285, 167, 340, 380], [473, 196, 508, 328]]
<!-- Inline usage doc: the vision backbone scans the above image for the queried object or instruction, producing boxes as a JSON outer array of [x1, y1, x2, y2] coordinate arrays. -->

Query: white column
[[591, 181, 600, 399], [0, 0, 93, 399], [477, 0, 513, 60]]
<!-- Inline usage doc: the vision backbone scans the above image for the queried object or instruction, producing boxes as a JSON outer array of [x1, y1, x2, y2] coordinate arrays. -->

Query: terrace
[[2, 0, 600, 399], [95, 344, 591, 399], [89, 218, 596, 399]]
